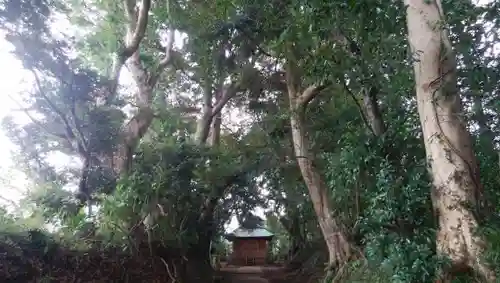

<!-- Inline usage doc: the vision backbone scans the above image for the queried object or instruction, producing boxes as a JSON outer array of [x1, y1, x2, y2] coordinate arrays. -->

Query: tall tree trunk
[[77, 0, 174, 202], [195, 79, 215, 144], [111, 19, 174, 176], [195, 80, 239, 144], [209, 89, 222, 146], [404, 1, 495, 281], [286, 63, 352, 268], [189, 77, 241, 282]]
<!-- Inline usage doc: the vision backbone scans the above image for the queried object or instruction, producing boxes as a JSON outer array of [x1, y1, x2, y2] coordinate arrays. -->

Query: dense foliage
[[0, 0, 499, 282]]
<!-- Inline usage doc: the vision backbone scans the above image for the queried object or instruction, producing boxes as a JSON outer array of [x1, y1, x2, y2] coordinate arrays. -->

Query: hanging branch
[[341, 80, 374, 136]]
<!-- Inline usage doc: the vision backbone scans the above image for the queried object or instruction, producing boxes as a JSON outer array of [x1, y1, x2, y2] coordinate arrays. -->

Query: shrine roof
[[225, 227, 274, 240]]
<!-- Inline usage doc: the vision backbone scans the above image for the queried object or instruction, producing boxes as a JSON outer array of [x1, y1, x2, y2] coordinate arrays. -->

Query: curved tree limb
[[148, 29, 175, 87], [107, 0, 152, 100], [286, 57, 354, 267], [211, 82, 241, 118], [124, 0, 151, 54], [112, 2, 176, 175], [297, 84, 329, 108]]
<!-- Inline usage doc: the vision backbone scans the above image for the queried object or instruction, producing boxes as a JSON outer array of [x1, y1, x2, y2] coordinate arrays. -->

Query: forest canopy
[[0, 0, 499, 282]]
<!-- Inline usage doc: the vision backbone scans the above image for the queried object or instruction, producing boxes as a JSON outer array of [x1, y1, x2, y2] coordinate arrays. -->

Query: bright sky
[[0, 40, 32, 207]]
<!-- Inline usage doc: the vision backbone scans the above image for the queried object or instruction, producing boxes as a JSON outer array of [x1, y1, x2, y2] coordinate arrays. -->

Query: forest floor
[[216, 264, 324, 283], [0, 232, 321, 282]]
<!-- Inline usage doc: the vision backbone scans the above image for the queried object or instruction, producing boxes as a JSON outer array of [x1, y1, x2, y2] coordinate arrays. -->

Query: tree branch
[[124, 0, 151, 55], [0, 195, 20, 210], [7, 94, 66, 140], [332, 29, 385, 136], [211, 82, 240, 118], [297, 84, 329, 107], [31, 71, 86, 153], [113, 106, 155, 174], [194, 76, 214, 144], [148, 29, 175, 87], [106, 0, 152, 101], [342, 80, 374, 136], [285, 61, 301, 99], [331, 30, 361, 56]]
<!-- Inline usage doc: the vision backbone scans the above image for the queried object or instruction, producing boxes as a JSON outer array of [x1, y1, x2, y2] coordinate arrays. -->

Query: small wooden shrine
[[225, 226, 274, 266]]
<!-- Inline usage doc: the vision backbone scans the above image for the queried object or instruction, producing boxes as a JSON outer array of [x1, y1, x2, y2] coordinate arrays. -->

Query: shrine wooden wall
[[229, 238, 269, 265]]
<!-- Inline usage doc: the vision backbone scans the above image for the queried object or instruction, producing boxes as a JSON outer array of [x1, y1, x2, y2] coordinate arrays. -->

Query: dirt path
[[228, 274, 269, 283], [217, 265, 286, 283]]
